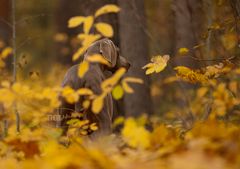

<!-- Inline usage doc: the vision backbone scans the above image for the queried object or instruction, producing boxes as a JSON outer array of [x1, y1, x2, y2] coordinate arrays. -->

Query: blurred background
[[0, 0, 239, 120]]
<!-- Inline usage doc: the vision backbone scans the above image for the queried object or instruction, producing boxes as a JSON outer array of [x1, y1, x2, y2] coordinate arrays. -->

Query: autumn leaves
[[59, 5, 145, 115], [68, 5, 120, 61]]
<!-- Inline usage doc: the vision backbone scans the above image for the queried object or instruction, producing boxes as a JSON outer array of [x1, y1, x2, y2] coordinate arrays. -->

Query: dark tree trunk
[[173, 0, 203, 68], [118, 0, 153, 117], [55, 0, 118, 65], [0, 0, 11, 43], [230, 0, 240, 17]]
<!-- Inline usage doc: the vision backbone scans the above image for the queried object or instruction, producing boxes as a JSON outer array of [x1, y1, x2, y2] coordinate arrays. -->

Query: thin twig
[[0, 18, 13, 28], [12, 0, 20, 133]]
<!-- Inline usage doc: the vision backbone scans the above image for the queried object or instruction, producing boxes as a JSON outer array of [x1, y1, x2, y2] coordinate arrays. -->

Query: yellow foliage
[[112, 85, 124, 100], [78, 60, 89, 78], [122, 77, 143, 93], [122, 118, 151, 149], [142, 55, 170, 75], [94, 4, 120, 18], [92, 94, 105, 114], [178, 47, 189, 55], [73, 34, 101, 61], [68, 16, 85, 28], [0, 47, 12, 69], [85, 54, 111, 66], [0, 4, 239, 169], [77, 88, 93, 96], [83, 16, 94, 34], [62, 86, 79, 104], [174, 66, 208, 84], [95, 23, 114, 37]]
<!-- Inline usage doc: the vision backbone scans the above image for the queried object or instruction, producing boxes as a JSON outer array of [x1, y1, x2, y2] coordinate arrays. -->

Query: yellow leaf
[[124, 77, 144, 84], [84, 16, 94, 34], [112, 85, 124, 100], [78, 61, 89, 78], [121, 118, 150, 149], [68, 16, 85, 28], [142, 55, 170, 75], [178, 47, 189, 55], [85, 54, 111, 66], [1, 80, 10, 88], [1, 47, 12, 59], [62, 86, 79, 104], [94, 4, 120, 18], [197, 87, 208, 98], [83, 100, 90, 109], [122, 77, 143, 93], [101, 68, 126, 92], [95, 23, 113, 37], [54, 33, 68, 42], [0, 59, 6, 68], [90, 123, 98, 131], [77, 34, 101, 46], [73, 34, 101, 61], [77, 88, 93, 95], [113, 116, 125, 128], [174, 66, 208, 84], [122, 81, 134, 93], [73, 46, 88, 61], [92, 95, 104, 114], [144, 67, 154, 75]]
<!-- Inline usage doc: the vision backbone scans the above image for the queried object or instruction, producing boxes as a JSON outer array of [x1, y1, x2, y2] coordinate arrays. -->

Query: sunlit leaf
[[77, 88, 93, 95], [101, 68, 126, 92], [122, 77, 143, 94], [122, 81, 134, 93], [95, 23, 113, 37], [1, 47, 12, 59], [95, 4, 120, 18], [68, 16, 85, 28], [92, 95, 105, 114], [178, 48, 189, 55], [174, 66, 208, 84], [73, 46, 88, 61], [142, 55, 170, 75], [90, 123, 98, 131], [77, 34, 101, 46], [121, 118, 150, 149], [112, 85, 124, 100], [124, 77, 144, 84], [83, 100, 90, 109], [62, 86, 79, 104], [84, 16, 94, 34], [78, 61, 89, 78], [85, 54, 111, 66]]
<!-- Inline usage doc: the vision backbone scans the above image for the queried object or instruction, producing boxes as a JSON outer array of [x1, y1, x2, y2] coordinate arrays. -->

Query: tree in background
[[173, 0, 204, 68], [55, 0, 118, 65], [118, 0, 153, 117], [0, 0, 11, 43], [230, 0, 240, 17]]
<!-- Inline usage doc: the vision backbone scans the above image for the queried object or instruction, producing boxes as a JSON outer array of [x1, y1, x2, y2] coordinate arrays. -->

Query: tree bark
[[118, 0, 153, 117], [173, 0, 203, 68], [230, 0, 240, 17], [0, 0, 11, 43]]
